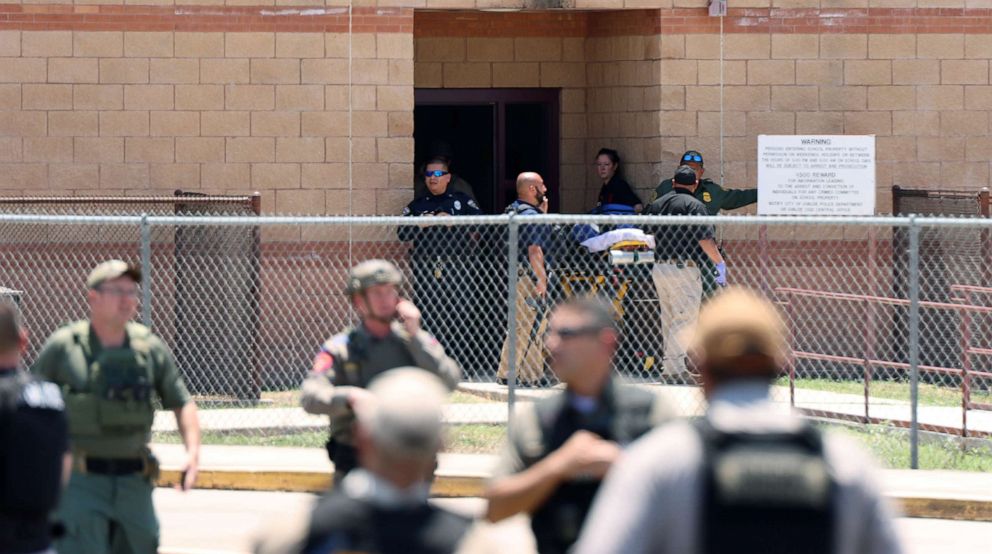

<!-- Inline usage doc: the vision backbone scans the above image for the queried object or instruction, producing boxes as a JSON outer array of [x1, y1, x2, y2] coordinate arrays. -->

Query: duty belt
[[77, 457, 145, 475]]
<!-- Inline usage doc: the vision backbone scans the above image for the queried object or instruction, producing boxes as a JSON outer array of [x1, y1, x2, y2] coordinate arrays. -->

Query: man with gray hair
[[298, 368, 472, 554]]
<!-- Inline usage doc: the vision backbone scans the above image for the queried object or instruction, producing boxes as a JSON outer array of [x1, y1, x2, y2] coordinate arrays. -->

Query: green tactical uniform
[[31, 320, 191, 554], [652, 178, 757, 215], [652, 178, 756, 299]]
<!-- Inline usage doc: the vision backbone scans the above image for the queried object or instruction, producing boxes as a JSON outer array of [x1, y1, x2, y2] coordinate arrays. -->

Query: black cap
[[674, 165, 697, 186], [680, 150, 704, 166]]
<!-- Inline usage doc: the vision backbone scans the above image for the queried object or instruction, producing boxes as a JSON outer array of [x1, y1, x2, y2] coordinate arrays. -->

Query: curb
[[158, 468, 992, 522]]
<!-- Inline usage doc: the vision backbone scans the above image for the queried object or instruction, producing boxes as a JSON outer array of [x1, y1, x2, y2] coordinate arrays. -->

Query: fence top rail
[[776, 287, 992, 314], [0, 196, 257, 205], [0, 212, 989, 227], [951, 284, 992, 296]]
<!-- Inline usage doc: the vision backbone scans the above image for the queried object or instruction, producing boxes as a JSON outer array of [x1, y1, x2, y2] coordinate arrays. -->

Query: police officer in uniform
[[644, 166, 726, 378], [0, 303, 70, 554], [651, 150, 757, 215], [400, 157, 481, 372], [485, 297, 671, 554], [575, 287, 905, 554], [300, 260, 461, 483], [413, 140, 478, 203], [31, 260, 201, 554]]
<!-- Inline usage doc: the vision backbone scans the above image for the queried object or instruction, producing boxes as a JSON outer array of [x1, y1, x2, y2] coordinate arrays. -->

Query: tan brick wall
[[0, 29, 414, 216]]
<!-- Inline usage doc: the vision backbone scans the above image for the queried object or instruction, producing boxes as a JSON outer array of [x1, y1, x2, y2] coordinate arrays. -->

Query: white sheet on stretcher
[[579, 228, 656, 252]]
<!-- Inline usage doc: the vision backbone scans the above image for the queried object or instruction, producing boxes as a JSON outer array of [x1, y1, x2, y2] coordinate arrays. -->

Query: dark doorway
[[414, 88, 560, 214]]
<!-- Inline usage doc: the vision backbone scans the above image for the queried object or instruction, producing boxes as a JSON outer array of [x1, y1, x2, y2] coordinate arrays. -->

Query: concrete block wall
[[0, 6, 415, 217]]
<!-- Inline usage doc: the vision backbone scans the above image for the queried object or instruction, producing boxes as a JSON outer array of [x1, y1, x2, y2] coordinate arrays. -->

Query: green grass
[[191, 389, 494, 410], [154, 424, 506, 453], [777, 377, 992, 408], [827, 423, 992, 472]]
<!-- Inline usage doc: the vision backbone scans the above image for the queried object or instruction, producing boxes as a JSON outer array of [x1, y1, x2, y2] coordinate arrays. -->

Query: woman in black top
[[594, 148, 643, 213]]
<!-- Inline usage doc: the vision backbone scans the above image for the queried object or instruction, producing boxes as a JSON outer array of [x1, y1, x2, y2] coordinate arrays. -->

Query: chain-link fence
[[1, 212, 990, 471]]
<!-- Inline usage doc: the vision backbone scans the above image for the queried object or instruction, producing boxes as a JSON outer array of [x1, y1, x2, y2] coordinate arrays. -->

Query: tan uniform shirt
[[574, 381, 905, 554]]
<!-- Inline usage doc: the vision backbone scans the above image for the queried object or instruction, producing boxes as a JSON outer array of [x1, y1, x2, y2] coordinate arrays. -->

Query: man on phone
[[300, 259, 462, 483]]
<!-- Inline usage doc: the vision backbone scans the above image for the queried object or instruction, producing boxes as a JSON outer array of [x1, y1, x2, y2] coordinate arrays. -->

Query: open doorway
[[413, 88, 560, 214]]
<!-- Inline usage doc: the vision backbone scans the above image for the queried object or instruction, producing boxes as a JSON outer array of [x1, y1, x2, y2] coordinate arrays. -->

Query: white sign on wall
[[757, 135, 876, 216]]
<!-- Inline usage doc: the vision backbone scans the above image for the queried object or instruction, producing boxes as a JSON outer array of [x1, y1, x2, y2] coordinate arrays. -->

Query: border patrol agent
[[486, 298, 671, 554], [400, 157, 481, 373], [0, 302, 70, 554], [575, 288, 905, 554], [644, 166, 726, 377], [31, 260, 201, 554], [651, 150, 758, 215], [300, 260, 461, 484]]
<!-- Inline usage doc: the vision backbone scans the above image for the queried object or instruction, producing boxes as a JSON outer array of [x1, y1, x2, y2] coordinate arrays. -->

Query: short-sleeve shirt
[[399, 190, 481, 257], [597, 176, 642, 208], [30, 320, 191, 457], [643, 188, 714, 262], [506, 200, 551, 269]]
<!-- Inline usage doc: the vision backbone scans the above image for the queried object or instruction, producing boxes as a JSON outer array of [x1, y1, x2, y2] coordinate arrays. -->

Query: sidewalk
[[150, 442, 992, 523]]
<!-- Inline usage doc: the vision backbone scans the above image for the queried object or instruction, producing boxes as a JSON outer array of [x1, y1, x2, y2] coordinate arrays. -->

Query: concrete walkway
[[150, 442, 992, 522]]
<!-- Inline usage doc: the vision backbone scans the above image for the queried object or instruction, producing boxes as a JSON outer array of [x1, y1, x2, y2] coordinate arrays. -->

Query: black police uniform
[[399, 191, 480, 372], [509, 380, 658, 554], [301, 489, 471, 554], [0, 368, 68, 554], [643, 188, 720, 298]]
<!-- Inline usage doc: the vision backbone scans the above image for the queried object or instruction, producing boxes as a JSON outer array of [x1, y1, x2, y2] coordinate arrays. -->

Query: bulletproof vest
[[694, 418, 835, 554], [63, 322, 156, 439], [334, 328, 417, 388], [528, 387, 656, 554], [302, 492, 471, 554], [0, 371, 67, 518]]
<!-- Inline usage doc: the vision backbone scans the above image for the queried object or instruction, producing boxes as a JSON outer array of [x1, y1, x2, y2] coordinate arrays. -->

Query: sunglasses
[[546, 325, 604, 339], [682, 154, 703, 163], [424, 170, 450, 178]]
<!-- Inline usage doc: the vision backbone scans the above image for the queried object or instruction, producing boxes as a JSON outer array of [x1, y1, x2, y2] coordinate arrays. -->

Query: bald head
[[515, 172, 547, 206]]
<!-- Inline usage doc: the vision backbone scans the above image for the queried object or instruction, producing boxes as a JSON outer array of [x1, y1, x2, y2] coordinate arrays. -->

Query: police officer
[[31, 260, 201, 554], [651, 150, 757, 214], [644, 166, 726, 378], [574, 287, 905, 554], [413, 140, 478, 203], [300, 260, 461, 483], [485, 297, 671, 554], [400, 156, 481, 372], [0, 302, 70, 554], [496, 172, 553, 387]]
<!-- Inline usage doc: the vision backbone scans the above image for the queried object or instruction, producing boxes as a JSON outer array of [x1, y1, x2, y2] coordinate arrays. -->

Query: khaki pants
[[651, 262, 702, 375], [497, 276, 548, 384]]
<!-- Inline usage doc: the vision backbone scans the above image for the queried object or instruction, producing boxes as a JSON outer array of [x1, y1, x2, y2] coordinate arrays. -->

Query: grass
[[154, 423, 506, 453], [191, 389, 496, 409], [776, 377, 992, 408], [827, 423, 992, 472]]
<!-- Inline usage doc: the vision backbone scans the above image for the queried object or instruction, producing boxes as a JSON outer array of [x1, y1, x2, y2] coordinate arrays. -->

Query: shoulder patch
[[312, 350, 334, 374], [402, 206, 411, 216], [468, 199, 479, 209], [453, 200, 461, 211], [702, 191, 712, 203]]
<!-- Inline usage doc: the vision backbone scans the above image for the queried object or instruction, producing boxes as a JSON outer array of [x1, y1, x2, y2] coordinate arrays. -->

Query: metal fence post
[[908, 215, 921, 470], [140, 213, 152, 330], [506, 215, 520, 427]]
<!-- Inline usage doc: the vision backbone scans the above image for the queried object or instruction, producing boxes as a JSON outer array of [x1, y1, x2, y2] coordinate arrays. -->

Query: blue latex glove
[[714, 262, 727, 286]]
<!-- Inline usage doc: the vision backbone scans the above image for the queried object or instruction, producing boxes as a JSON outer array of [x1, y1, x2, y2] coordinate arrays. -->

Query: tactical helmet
[[345, 259, 402, 295]]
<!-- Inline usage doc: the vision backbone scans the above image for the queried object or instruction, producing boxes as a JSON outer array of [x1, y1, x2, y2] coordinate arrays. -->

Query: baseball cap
[[86, 260, 142, 289], [673, 165, 698, 186], [682, 287, 786, 374], [681, 150, 704, 166], [355, 368, 448, 458], [0, 302, 21, 354]]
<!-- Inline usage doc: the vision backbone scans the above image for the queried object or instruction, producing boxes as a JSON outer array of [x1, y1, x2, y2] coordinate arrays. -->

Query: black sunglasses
[[424, 170, 450, 178], [682, 154, 703, 163]]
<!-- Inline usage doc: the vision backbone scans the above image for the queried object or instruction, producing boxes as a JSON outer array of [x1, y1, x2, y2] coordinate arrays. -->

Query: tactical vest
[[694, 418, 835, 554], [526, 387, 656, 554], [302, 491, 471, 554], [333, 328, 417, 389], [63, 322, 156, 442], [0, 370, 67, 553]]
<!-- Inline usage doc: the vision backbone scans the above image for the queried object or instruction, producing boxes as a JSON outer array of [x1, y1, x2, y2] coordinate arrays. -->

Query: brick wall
[[0, 6, 414, 216]]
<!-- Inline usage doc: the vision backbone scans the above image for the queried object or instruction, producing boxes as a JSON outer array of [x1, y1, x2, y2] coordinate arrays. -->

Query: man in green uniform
[[651, 150, 758, 214], [31, 259, 201, 554], [300, 259, 461, 483]]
